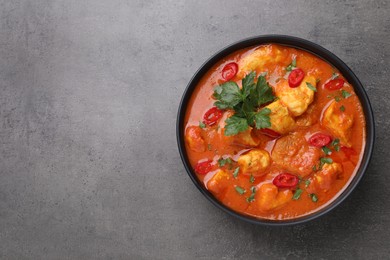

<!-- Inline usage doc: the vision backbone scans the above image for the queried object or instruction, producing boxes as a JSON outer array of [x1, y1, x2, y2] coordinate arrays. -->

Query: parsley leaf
[[286, 58, 297, 71], [293, 189, 303, 200], [306, 82, 317, 92], [235, 186, 246, 195], [199, 121, 206, 128], [213, 82, 243, 109], [224, 115, 249, 136], [342, 90, 352, 99], [233, 167, 240, 178], [322, 146, 332, 155], [310, 193, 318, 202], [254, 108, 271, 129]]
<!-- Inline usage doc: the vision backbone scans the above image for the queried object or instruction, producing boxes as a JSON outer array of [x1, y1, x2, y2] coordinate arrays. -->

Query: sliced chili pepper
[[221, 62, 238, 81], [309, 133, 332, 147], [260, 128, 281, 139], [288, 68, 305, 88], [324, 78, 345, 90], [194, 160, 213, 175], [203, 107, 223, 126], [273, 173, 299, 188]]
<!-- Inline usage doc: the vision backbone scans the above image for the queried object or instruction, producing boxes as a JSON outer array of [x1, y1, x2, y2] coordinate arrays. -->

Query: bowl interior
[[177, 35, 374, 225]]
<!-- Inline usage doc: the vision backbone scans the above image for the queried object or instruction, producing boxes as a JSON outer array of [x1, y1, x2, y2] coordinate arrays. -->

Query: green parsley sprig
[[213, 72, 276, 136]]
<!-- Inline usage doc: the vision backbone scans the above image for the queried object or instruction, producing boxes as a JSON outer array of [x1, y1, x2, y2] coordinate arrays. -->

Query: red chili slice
[[221, 62, 238, 81], [203, 107, 223, 126], [309, 133, 332, 147], [273, 173, 299, 188], [288, 68, 305, 88], [324, 79, 345, 90], [194, 160, 213, 175], [260, 128, 281, 139]]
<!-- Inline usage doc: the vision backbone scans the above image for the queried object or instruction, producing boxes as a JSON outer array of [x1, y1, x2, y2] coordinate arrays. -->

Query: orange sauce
[[184, 44, 366, 220]]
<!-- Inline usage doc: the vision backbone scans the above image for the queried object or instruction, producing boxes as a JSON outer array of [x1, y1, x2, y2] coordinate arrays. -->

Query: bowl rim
[[176, 34, 375, 226]]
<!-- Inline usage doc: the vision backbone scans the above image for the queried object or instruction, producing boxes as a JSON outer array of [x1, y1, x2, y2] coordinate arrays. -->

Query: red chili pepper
[[324, 79, 345, 90], [288, 68, 305, 88], [260, 128, 281, 139], [273, 173, 299, 188], [194, 160, 213, 175], [203, 107, 223, 126], [221, 62, 238, 81], [309, 133, 332, 147]]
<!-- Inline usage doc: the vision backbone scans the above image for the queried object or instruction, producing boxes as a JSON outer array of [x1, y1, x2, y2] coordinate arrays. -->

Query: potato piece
[[256, 183, 293, 212], [237, 45, 286, 78], [185, 126, 205, 152], [307, 163, 343, 193], [272, 133, 321, 177], [233, 127, 260, 147], [274, 76, 316, 117], [322, 101, 354, 147], [237, 149, 271, 176], [207, 169, 231, 194], [265, 100, 295, 135]]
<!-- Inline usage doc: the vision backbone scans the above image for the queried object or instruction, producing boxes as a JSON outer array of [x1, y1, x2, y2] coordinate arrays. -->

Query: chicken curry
[[184, 44, 366, 220]]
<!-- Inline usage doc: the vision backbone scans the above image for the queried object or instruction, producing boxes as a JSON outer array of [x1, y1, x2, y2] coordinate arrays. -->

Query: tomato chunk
[[194, 160, 213, 175], [324, 79, 345, 90], [288, 68, 305, 88], [260, 128, 281, 139], [203, 107, 223, 126], [309, 133, 332, 147], [273, 173, 299, 188], [221, 62, 238, 81]]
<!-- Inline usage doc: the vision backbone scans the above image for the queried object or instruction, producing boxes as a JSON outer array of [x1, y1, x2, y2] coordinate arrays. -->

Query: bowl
[[176, 35, 375, 225]]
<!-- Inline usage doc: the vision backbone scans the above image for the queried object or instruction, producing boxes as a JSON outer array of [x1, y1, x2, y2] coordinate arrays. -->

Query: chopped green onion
[[233, 167, 240, 178], [306, 82, 317, 92], [235, 186, 246, 195], [293, 189, 303, 200]]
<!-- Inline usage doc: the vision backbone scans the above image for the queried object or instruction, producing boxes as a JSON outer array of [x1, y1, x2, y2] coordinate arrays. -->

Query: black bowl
[[176, 35, 375, 226]]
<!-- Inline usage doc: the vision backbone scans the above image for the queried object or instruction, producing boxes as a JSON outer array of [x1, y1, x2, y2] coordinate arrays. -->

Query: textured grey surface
[[0, 0, 389, 259]]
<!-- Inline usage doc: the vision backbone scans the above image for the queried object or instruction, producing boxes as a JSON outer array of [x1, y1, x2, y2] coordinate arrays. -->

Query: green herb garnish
[[342, 90, 352, 99], [310, 193, 318, 202], [305, 180, 311, 188], [214, 72, 275, 136], [246, 186, 256, 203], [233, 167, 240, 178], [322, 146, 332, 155], [340, 105, 345, 112], [335, 96, 341, 102], [331, 138, 340, 151], [249, 174, 255, 183], [331, 72, 339, 80], [199, 121, 206, 128], [218, 157, 233, 167], [207, 144, 212, 151], [293, 189, 303, 200], [235, 186, 246, 195], [306, 82, 317, 92], [286, 58, 297, 71]]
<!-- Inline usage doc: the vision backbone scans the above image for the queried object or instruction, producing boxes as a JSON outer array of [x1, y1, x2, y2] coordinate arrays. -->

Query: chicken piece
[[322, 101, 354, 147], [237, 149, 271, 176], [207, 169, 231, 194], [233, 127, 260, 147], [307, 163, 343, 193], [256, 183, 293, 212], [272, 133, 321, 177], [238, 45, 286, 78], [185, 126, 205, 152], [274, 76, 316, 117], [265, 100, 295, 135]]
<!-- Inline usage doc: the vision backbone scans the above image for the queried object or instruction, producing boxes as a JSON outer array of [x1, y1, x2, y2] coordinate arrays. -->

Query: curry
[[184, 44, 366, 220]]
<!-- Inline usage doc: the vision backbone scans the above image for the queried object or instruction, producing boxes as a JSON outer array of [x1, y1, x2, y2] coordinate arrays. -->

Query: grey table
[[0, 0, 389, 259]]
